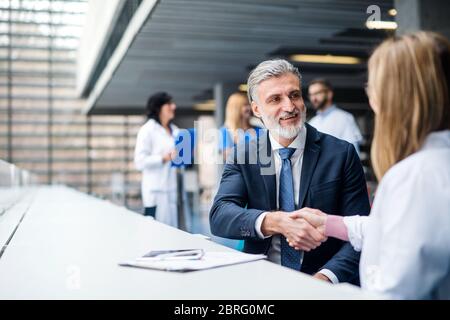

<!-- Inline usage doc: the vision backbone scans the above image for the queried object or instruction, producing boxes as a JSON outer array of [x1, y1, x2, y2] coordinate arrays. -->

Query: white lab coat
[[344, 130, 450, 299], [134, 118, 179, 227]]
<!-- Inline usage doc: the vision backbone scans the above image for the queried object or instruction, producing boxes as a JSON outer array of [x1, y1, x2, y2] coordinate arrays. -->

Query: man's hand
[[290, 207, 327, 235], [260, 211, 327, 251], [313, 272, 332, 283], [282, 216, 326, 251], [280, 213, 325, 252]]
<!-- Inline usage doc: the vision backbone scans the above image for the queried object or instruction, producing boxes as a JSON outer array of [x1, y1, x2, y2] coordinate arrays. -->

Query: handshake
[[262, 208, 328, 252]]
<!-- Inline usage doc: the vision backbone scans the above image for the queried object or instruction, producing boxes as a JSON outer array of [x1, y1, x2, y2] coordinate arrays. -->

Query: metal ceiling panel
[[90, 0, 393, 114]]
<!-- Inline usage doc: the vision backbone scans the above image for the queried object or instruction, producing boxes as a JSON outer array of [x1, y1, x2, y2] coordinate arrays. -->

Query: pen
[[137, 249, 204, 261]]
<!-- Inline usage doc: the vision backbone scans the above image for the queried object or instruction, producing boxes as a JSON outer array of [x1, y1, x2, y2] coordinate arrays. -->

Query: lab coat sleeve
[[343, 215, 369, 252], [134, 125, 164, 170]]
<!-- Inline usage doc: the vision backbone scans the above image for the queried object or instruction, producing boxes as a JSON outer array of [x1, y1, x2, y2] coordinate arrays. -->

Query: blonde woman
[[294, 32, 450, 299], [219, 92, 260, 160]]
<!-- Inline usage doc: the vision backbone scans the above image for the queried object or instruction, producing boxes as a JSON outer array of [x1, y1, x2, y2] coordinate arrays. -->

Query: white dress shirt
[[254, 125, 338, 283], [309, 105, 362, 154], [343, 130, 450, 299]]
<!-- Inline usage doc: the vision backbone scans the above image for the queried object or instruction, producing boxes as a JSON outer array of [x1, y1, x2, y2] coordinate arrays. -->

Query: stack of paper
[[119, 251, 266, 272]]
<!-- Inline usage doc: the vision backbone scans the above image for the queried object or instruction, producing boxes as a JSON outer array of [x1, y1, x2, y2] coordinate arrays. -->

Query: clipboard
[[119, 251, 266, 272]]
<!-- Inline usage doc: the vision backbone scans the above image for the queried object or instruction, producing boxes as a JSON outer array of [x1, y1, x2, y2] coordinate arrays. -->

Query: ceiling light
[[388, 8, 397, 16], [366, 20, 397, 30], [290, 54, 363, 65], [193, 99, 215, 111]]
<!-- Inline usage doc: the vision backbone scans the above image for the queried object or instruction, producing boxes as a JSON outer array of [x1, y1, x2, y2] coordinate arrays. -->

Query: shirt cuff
[[343, 215, 364, 252], [255, 211, 271, 239], [318, 269, 339, 284]]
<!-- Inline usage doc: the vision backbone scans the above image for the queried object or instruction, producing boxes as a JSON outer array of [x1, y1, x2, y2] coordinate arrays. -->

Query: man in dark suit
[[209, 59, 370, 284]]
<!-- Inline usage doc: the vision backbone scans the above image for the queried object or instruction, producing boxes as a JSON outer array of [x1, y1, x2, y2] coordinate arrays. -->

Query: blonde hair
[[368, 31, 450, 180], [224, 92, 250, 141]]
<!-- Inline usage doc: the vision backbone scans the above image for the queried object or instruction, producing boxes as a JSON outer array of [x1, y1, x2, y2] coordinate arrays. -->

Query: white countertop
[[0, 186, 378, 299]]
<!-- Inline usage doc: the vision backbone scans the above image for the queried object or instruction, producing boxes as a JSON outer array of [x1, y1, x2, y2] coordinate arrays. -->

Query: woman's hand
[[289, 208, 328, 236], [162, 149, 177, 163]]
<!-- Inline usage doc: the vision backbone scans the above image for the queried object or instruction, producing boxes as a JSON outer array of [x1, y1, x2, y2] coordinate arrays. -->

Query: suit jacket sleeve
[[209, 162, 265, 240], [320, 144, 371, 283]]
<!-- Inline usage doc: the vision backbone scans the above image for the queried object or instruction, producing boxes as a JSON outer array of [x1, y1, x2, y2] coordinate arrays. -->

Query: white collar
[[148, 118, 177, 136], [422, 130, 450, 150], [316, 104, 337, 117]]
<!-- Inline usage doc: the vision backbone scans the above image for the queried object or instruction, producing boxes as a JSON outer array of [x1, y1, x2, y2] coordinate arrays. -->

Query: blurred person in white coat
[[134, 92, 179, 227], [293, 32, 450, 299]]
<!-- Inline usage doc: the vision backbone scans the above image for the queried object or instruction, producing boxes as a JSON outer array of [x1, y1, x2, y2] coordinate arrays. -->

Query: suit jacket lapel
[[298, 123, 321, 208], [257, 130, 277, 210]]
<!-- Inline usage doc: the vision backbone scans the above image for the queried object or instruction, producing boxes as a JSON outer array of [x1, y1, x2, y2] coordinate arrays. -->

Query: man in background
[[308, 79, 363, 154]]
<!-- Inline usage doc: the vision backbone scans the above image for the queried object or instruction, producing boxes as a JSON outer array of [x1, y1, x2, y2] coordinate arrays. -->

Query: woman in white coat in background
[[294, 32, 450, 299], [134, 92, 179, 227]]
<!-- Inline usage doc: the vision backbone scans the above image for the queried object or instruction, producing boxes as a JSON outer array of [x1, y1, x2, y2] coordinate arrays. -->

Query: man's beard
[[313, 98, 327, 111], [262, 108, 306, 140]]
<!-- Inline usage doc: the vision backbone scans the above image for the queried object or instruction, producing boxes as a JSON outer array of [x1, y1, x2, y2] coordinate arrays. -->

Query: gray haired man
[[210, 59, 370, 284]]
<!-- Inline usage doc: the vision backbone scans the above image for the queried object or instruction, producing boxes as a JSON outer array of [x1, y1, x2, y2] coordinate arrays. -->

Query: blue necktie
[[278, 147, 301, 270]]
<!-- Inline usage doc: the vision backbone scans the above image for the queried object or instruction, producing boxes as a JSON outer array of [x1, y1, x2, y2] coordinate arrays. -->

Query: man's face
[[251, 73, 306, 140], [308, 83, 330, 111]]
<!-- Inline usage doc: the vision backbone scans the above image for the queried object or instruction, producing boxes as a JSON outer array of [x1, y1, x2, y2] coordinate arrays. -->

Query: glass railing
[[0, 159, 38, 216]]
